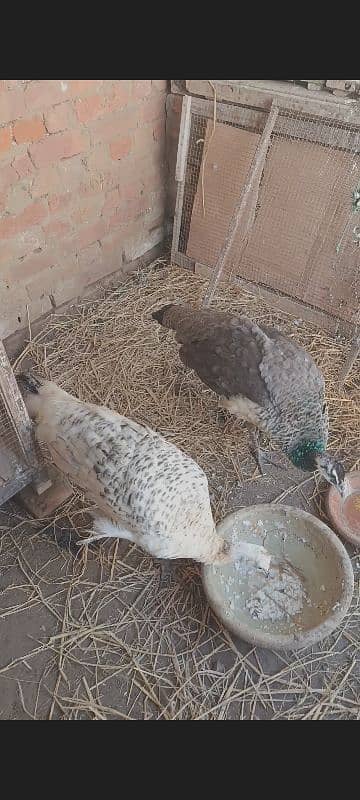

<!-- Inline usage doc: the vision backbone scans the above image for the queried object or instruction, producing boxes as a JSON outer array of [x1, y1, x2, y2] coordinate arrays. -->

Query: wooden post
[[0, 340, 38, 470], [171, 95, 192, 264], [202, 100, 279, 307]]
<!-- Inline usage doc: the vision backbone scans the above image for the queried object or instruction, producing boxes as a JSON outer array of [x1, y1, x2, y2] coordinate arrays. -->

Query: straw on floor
[[0, 257, 358, 720]]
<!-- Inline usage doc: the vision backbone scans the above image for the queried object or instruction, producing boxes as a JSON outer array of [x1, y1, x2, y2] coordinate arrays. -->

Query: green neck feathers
[[289, 440, 324, 471]]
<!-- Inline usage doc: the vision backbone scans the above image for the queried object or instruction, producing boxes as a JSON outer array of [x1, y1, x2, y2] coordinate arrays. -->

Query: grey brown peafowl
[[152, 304, 346, 496]]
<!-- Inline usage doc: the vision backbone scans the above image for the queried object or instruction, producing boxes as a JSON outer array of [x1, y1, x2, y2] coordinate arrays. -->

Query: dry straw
[[1, 257, 358, 720]]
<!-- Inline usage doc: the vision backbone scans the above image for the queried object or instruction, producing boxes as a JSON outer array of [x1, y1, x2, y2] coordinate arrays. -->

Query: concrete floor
[[1, 455, 358, 720]]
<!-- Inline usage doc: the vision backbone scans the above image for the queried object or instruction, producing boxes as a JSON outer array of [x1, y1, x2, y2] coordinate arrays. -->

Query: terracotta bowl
[[325, 472, 360, 547], [202, 504, 354, 651]]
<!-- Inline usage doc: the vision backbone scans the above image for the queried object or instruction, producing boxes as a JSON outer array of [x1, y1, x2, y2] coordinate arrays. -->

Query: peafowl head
[[289, 441, 346, 496]]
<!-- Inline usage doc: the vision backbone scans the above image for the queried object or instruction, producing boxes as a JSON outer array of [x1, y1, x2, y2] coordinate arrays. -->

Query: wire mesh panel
[[0, 341, 39, 505], [172, 96, 360, 326]]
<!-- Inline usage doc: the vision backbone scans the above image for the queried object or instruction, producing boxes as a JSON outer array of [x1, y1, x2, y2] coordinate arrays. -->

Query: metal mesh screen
[[0, 342, 38, 505], [175, 98, 360, 325]]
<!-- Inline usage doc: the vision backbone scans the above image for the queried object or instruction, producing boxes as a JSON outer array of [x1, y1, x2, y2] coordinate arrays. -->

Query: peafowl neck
[[288, 439, 325, 471]]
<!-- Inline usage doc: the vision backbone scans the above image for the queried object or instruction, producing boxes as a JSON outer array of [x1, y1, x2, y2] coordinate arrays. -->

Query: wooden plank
[[186, 80, 360, 125], [194, 263, 355, 338], [175, 95, 191, 182], [0, 340, 38, 470], [326, 80, 354, 92], [172, 251, 194, 271], [187, 122, 260, 268], [171, 95, 192, 263], [170, 80, 186, 95], [190, 95, 360, 153], [0, 465, 37, 507], [18, 465, 73, 517], [202, 101, 279, 307]]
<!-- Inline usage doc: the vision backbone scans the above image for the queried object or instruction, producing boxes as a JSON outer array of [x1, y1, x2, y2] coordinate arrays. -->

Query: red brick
[[29, 130, 90, 167], [0, 228, 45, 267], [140, 157, 166, 190], [102, 187, 121, 216], [100, 159, 134, 192], [88, 108, 138, 145], [133, 124, 157, 152], [109, 135, 132, 161], [0, 124, 12, 154], [64, 219, 107, 254], [56, 155, 88, 190], [0, 163, 18, 192], [100, 228, 125, 254], [0, 199, 48, 239], [3, 250, 56, 283], [153, 118, 165, 142], [67, 80, 103, 98], [13, 115, 46, 144], [48, 193, 73, 214], [70, 194, 104, 225], [132, 80, 152, 99], [79, 174, 104, 197], [31, 165, 60, 198], [99, 232, 124, 276], [105, 81, 131, 111], [42, 218, 72, 238], [85, 143, 111, 173], [77, 241, 102, 268], [152, 80, 167, 92], [24, 259, 81, 307], [12, 152, 35, 178], [141, 93, 166, 123], [44, 102, 75, 133], [0, 88, 26, 125], [25, 81, 69, 111], [74, 94, 105, 123], [108, 197, 148, 227], [123, 220, 164, 263], [6, 183, 32, 215]]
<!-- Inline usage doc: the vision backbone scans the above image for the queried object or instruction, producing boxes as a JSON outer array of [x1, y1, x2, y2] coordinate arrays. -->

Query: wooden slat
[[171, 92, 360, 333], [186, 80, 360, 125], [190, 95, 360, 153], [171, 95, 192, 263], [202, 101, 279, 307], [0, 340, 38, 470]]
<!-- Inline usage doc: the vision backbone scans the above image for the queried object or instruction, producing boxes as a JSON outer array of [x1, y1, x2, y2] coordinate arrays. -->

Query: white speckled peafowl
[[17, 372, 270, 576], [152, 304, 345, 496]]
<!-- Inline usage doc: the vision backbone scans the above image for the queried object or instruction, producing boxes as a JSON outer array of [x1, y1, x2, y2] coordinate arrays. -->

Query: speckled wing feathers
[[171, 306, 271, 405], [35, 394, 221, 561], [161, 304, 328, 450]]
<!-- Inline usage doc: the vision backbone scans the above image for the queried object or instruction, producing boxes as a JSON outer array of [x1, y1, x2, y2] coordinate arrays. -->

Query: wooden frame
[[185, 80, 360, 125], [170, 92, 360, 348], [0, 340, 41, 505]]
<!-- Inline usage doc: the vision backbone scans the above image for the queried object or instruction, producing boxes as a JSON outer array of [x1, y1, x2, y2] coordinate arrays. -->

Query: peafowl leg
[[158, 559, 174, 588], [249, 430, 286, 474]]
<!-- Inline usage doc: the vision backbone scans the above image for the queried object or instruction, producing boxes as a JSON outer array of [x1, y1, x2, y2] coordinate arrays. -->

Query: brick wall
[[0, 80, 168, 338]]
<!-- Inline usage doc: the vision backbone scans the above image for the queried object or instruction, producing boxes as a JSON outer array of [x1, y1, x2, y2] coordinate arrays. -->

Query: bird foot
[[249, 432, 285, 475], [216, 408, 228, 427], [158, 560, 174, 588]]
